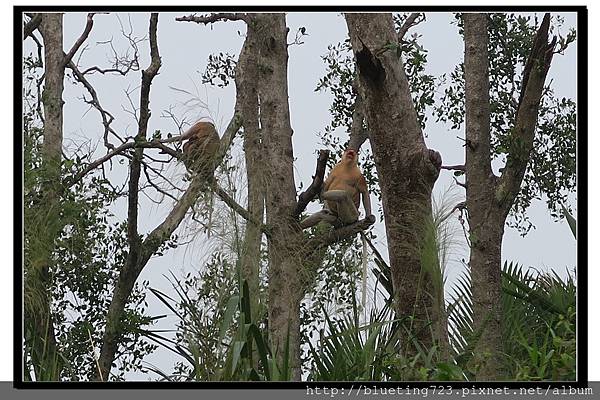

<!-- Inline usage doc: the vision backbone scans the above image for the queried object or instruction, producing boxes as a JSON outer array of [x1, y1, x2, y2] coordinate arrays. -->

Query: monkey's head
[[342, 148, 358, 164], [197, 121, 216, 130]]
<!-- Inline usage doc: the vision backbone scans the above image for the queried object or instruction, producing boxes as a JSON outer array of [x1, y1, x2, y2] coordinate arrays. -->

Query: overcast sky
[[25, 11, 577, 380]]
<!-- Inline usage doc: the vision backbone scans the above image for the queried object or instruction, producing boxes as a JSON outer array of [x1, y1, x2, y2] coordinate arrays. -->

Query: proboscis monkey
[[301, 148, 373, 229], [182, 121, 220, 172]]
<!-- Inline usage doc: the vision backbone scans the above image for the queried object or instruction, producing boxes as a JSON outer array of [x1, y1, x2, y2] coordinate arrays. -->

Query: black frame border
[[14, 4, 588, 390]]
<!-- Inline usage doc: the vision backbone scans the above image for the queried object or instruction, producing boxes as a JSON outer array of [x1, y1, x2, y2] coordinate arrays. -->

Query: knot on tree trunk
[[425, 148, 442, 182], [409, 147, 442, 184]]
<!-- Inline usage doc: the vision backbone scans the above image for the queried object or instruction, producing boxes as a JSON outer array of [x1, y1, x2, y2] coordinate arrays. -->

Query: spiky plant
[[447, 261, 576, 381]]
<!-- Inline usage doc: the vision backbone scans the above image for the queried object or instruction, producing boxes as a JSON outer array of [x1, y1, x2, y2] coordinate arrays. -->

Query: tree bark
[[236, 16, 264, 323], [344, 13, 444, 351], [253, 13, 303, 380], [463, 13, 503, 380], [463, 13, 555, 380], [25, 12, 65, 381]]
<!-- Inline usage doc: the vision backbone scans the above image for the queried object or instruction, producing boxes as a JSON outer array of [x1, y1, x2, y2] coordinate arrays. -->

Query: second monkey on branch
[[182, 121, 220, 172], [301, 148, 374, 229]]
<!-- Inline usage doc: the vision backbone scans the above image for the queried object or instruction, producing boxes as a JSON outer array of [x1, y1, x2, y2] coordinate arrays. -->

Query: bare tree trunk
[[463, 13, 503, 380], [463, 13, 556, 380], [253, 13, 303, 380], [25, 12, 64, 381], [236, 18, 264, 322], [345, 13, 444, 351]]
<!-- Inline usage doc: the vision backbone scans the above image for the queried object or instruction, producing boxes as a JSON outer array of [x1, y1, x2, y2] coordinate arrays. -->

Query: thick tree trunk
[[25, 12, 65, 381], [345, 13, 444, 351], [463, 13, 504, 380], [236, 18, 264, 322], [254, 13, 303, 380], [463, 13, 556, 380]]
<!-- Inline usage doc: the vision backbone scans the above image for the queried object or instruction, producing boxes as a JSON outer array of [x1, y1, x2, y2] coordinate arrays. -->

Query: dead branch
[[141, 163, 179, 204], [63, 13, 96, 67], [66, 59, 121, 149], [81, 15, 142, 76], [293, 149, 330, 218], [175, 13, 248, 24]]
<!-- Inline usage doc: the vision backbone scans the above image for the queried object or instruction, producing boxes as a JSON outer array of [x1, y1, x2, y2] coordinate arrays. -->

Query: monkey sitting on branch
[[301, 148, 373, 229], [181, 121, 220, 173]]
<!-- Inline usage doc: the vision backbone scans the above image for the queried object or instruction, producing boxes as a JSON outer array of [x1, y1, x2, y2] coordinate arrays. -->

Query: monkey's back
[[183, 121, 220, 171]]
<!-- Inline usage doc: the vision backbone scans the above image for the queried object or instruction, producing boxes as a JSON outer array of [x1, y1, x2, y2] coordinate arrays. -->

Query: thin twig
[[65, 135, 186, 188], [453, 176, 467, 189], [66, 59, 122, 149]]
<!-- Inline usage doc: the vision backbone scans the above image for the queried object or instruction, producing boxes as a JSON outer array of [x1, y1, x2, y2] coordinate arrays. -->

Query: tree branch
[[65, 135, 187, 188], [453, 176, 467, 189], [66, 59, 121, 149], [397, 13, 423, 42], [441, 164, 466, 171], [126, 11, 160, 251], [23, 13, 42, 40], [348, 87, 369, 151], [175, 13, 248, 24], [209, 178, 271, 237], [293, 149, 329, 218], [63, 13, 95, 67], [304, 216, 375, 255], [496, 13, 556, 210]]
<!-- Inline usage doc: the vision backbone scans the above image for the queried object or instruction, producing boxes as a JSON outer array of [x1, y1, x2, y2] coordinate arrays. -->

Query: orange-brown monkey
[[182, 121, 220, 172], [301, 148, 373, 229]]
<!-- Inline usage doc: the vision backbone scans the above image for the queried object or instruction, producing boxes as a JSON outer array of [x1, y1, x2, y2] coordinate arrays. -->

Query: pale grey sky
[[26, 11, 577, 379]]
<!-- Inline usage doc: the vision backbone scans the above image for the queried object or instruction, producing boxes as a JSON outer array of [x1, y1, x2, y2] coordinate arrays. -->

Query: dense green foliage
[[435, 14, 576, 234]]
